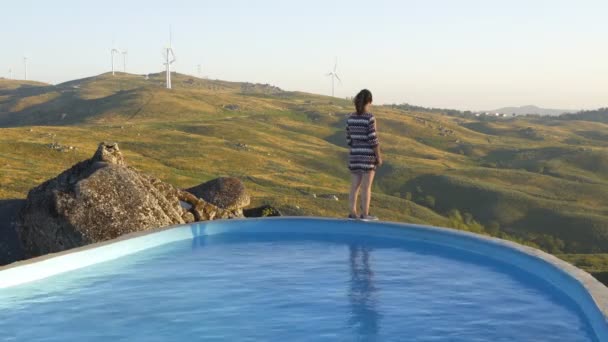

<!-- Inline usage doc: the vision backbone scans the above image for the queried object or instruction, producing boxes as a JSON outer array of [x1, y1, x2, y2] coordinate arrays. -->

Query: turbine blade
[[335, 74, 342, 83]]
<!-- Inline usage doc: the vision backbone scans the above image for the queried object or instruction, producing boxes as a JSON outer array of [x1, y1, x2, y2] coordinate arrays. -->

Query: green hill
[[1, 72, 607, 282]]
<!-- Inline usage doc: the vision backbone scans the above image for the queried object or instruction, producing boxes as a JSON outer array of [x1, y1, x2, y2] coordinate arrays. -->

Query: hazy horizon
[[3, 0, 607, 111]]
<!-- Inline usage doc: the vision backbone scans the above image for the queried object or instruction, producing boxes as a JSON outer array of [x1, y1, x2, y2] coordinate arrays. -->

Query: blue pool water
[[0, 224, 601, 341]]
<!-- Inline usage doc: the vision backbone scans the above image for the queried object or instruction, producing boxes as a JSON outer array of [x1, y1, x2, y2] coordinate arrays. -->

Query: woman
[[346, 89, 383, 220]]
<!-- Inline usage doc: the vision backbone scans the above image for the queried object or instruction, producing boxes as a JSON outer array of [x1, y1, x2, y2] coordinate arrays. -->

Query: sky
[[2, 0, 607, 111]]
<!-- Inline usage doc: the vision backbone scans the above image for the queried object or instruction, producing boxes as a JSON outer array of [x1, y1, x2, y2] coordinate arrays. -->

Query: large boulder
[[0, 199, 26, 266], [186, 177, 250, 215], [16, 142, 234, 258]]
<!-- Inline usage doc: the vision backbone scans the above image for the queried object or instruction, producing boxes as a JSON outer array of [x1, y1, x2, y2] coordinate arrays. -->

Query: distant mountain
[[490, 105, 572, 116]]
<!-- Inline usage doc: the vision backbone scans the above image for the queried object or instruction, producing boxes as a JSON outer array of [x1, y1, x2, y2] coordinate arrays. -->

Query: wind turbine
[[197, 64, 202, 78], [110, 47, 119, 75], [326, 57, 341, 97], [121, 50, 128, 73], [23, 57, 28, 81], [8, 68, 12, 80], [163, 27, 176, 89]]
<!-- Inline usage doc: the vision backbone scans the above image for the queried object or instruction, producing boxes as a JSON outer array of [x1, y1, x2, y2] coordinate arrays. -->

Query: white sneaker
[[360, 215, 379, 221]]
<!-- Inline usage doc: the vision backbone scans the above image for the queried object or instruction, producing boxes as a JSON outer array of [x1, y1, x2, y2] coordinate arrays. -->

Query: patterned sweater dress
[[346, 112, 380, 172]]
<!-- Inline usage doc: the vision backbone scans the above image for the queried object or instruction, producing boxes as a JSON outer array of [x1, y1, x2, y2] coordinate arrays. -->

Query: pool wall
[[0, 217, 607, 340]]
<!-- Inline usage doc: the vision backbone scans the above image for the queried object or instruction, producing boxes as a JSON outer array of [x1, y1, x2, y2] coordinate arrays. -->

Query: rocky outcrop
[[243, 205, 282, 218], [0, 199, 26, 266], [186, 177, 250, 216], [16, 142, 235, 258]]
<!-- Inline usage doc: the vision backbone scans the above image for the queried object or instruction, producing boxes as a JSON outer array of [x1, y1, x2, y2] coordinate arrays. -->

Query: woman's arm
[[373, 145, 382, 164], [368, 116, 382, 166]]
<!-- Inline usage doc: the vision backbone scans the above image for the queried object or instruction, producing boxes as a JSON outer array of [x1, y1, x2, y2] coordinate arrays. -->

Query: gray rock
[[319, 194, 340, 201], [223, 104, 240, 111], [243, 205, 282, 218], [0, 199, 26, 266], [186, 177, 250, 212], [16, 142, 233, 259]]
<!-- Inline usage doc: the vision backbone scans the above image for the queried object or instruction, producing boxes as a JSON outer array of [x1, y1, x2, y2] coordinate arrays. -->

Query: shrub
[[423, 195, 435, 208], [404, 192, 412, 201], [487, 221, 501, 235]]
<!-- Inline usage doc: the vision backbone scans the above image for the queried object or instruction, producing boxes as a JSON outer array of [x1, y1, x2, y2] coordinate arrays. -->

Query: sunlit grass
[[1, 73, 608, 282]]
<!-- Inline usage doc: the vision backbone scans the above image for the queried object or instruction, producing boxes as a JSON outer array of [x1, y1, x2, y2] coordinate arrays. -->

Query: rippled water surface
[[0, 232, 597, 341]]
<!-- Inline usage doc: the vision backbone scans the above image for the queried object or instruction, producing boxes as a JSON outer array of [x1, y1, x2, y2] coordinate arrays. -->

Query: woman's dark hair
[[354, 89, 373, 115]]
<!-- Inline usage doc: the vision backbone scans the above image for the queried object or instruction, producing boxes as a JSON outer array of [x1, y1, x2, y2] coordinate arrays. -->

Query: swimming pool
[[0, 218, 607, 341]]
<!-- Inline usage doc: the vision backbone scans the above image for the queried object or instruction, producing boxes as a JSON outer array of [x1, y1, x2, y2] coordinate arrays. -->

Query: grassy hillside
[[1, 72, 607, 283]]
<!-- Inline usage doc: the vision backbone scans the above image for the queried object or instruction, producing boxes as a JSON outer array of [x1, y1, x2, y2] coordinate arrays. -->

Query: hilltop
[[0, 78, 49, 89], [1, 72, 607, 282], [491, 105, 571, 116], [0, 72, 287, 126]]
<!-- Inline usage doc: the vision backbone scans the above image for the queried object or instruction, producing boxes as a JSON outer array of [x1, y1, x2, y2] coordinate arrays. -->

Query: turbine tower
[[163, 28, 176, 89], [197, 64, 202, 78], [110, 48, 119, 75], [23, 57, 28, 81], [121, 50, 128, 73], [8, 68, 12, 80], [325, 57, 341, 97]]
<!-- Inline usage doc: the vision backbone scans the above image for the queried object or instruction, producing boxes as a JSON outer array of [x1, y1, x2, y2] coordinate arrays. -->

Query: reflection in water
[[191, 225, 206, 250], [348, 244, 381, 340]]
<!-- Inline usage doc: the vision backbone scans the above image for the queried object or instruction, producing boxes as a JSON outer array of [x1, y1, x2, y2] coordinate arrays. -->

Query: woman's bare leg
[[361, 171, 376, 216], [349, 172, 363, 216]]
